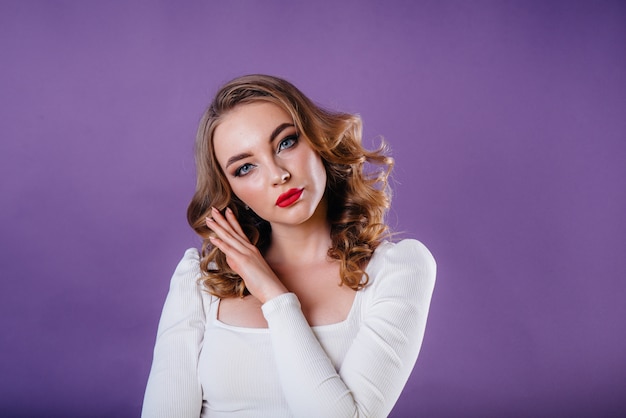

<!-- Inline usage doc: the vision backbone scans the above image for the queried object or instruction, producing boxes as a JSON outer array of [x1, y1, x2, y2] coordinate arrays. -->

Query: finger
[[210, 207, 249, 246], [206, 214, 235, 240], [208, 234, 225, 248], [207, 207, 238, 236], [225, 207, 247, 238], [207, 235, 236, 258], [206, 213, 249, 252], [208, 227, 243, 252], [209, 235, 255, 279]]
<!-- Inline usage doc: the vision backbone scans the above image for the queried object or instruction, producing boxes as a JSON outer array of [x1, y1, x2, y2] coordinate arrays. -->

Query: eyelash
[[278, 134, 299, 152], [233, 134, 299, 177], [234, 163, 254, 177]]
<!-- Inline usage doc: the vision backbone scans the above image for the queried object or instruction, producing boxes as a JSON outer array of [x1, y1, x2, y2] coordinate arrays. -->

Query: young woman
[[142, 75, 436, 417]]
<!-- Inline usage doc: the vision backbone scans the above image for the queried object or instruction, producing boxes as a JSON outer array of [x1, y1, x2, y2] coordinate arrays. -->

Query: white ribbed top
[[142, 239, 436, 418]]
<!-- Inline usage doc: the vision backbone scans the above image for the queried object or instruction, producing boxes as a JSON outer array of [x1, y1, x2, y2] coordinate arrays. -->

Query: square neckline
[[209, 241, 390, 333], [212, 290, 362, 333]]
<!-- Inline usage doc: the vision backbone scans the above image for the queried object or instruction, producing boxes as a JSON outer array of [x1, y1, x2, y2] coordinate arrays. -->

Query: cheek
[[306, 154, 327, 186], [228, 180, 256, 206]]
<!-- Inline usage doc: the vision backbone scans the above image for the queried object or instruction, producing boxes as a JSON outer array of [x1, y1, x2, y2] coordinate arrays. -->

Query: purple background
[[1, 1, 625, 417]]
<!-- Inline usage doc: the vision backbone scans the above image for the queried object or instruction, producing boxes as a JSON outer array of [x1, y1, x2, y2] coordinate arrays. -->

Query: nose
[[271, 164, 291, 185]]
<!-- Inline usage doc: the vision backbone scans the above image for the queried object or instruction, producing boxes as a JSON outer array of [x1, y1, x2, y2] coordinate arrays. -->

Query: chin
[[269, 205, 319, 226]]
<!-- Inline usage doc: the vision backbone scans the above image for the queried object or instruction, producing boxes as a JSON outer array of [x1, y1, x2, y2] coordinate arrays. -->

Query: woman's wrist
[[257, 283, 289, 305]]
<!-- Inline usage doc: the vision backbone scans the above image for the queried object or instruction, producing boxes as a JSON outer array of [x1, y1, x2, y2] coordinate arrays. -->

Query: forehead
[[212, 101, 293, 163]]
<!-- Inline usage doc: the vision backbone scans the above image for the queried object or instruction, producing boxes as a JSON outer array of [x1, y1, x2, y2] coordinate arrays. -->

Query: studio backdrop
[[1, 1, 625, 417]]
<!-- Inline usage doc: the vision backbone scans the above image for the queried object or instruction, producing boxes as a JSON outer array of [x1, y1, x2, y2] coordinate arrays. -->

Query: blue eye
[[235, 163, 254, 177], [278, 134, 298, 152]]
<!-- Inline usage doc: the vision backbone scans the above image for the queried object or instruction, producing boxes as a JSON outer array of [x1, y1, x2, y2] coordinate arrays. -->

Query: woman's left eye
[[277, 134, 298, 152]]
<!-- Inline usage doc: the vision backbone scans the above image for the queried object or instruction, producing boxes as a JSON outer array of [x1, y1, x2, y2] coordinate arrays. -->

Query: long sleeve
[[261, 239, 436, 418], [142, 248, 206, 418]]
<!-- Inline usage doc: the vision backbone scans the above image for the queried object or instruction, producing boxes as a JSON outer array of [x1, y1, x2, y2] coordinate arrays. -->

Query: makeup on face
[[276, 188, 304, 208], [212, 102, 327, 227]]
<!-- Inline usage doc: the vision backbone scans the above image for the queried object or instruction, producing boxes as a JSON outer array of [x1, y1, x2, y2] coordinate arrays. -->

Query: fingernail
[[205, 216, 213, 223], [211, 207, 218, 213], [226, 207, 232, 213]]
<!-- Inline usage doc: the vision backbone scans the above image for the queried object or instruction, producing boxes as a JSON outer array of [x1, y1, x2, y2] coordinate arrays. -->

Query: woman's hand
[[206, 207, 288, 303]]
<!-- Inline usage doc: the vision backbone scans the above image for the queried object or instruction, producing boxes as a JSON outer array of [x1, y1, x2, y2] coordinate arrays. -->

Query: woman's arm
[[262, 240, 436, 417], [206, 209, 436, 417], [142, 248, 206, 418]]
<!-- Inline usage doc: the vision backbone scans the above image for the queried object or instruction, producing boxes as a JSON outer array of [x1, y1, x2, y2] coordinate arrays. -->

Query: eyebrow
[[270, 123, 295, 143], [225, 123, 295, 168]]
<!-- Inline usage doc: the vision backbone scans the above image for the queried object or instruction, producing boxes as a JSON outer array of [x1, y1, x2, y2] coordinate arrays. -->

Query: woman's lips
[[276, 188, 303, 207]]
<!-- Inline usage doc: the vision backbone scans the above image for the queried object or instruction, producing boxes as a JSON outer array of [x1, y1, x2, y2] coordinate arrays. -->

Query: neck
[[265, 202, 332, 266]]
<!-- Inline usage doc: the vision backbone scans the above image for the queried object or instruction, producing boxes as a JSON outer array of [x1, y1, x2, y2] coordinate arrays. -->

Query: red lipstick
[[276, 188, 303, 208]]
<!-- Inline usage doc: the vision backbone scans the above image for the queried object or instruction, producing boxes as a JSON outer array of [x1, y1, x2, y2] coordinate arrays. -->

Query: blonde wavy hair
[[187, 74, 394, 298]]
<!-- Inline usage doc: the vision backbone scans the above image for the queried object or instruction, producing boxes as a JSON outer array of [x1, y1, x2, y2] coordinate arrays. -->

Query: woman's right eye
[[234, 163, 254, 177]]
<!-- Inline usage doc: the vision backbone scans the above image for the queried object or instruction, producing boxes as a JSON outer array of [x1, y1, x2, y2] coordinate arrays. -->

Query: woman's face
[[212, 101, 327, 228]]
